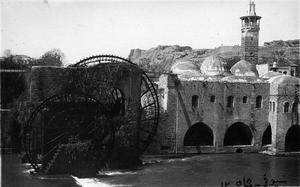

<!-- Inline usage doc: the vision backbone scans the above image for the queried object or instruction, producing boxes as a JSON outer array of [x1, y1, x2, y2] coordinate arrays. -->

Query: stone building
[[152, 1, 300, 154]]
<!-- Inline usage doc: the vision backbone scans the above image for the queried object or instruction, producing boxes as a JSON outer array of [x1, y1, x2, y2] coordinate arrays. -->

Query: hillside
[[128, 39, 300, 74]]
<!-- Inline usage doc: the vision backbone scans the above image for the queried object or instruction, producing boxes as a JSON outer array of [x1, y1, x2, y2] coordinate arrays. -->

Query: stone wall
[[158, 74, 272, 154], [270, 83, 300, 152]]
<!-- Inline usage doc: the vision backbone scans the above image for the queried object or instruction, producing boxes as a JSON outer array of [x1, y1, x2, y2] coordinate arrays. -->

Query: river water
[[1, 153, 299, 187]]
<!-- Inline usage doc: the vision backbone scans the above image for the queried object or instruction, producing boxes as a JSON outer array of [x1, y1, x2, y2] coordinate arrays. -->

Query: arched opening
[[227, 96, 234, 107], [210, 95, 216, 103], [292, 102, 298, 113], [291, 70, 295, 76], [184, 122, 213, 146], [224, 122, 252, 146], [285, 125, 300, 152], [256, 96, 262, 108], [284, 102, 289, 113], [272, 102, 276, 112], [262, 125, 271, 146], [192, 95, 199, 108]]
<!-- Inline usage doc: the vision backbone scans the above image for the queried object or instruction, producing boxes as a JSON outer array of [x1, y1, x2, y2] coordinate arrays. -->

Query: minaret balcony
[[241, 25, 260, 30]]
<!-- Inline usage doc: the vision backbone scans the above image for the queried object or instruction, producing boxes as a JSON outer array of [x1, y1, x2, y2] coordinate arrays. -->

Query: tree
[[2, 49, 12, 57], [35, 48, 65, 66], [272, 48, 288, 66]]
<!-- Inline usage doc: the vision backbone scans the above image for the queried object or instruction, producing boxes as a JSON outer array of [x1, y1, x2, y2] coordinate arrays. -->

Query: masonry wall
[[270, 83, 300, 152], [158, 74, 271, 154]]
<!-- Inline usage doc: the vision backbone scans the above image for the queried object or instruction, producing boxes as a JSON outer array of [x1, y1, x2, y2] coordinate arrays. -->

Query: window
[[284, 102, 289, 113], [269, 102, 272, 111], [242, 96, 248, 103], [283, 71, 287, 75], [292, 102, 298, 113], [291, 70, 295, 76], [192, 95, 199, 108], [227, 96, 234, 107], [210, 96, 216, 103], [272, 102, 276, 112], [256, 96, 262, 108]]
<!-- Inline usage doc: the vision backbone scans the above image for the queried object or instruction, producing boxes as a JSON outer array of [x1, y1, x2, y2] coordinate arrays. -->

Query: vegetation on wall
[[1, 48, 65, 151]]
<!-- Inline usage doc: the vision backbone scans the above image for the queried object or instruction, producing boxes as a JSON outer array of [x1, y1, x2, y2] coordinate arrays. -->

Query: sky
[[1, 0, 299, 65]]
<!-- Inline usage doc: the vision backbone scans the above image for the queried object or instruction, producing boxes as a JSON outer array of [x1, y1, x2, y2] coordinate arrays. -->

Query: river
[[1, 153, 299, 186]]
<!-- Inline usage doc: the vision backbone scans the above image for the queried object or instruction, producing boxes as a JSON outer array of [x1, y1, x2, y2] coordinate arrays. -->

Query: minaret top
[[240, 0, 261, 20], [248, 0, 256, 16]]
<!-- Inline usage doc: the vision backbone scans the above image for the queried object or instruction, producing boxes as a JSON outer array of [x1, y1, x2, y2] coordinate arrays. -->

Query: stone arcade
[[151, 1, 300, 154]]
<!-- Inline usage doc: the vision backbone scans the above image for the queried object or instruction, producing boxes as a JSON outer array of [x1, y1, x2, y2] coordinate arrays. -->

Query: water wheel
[[72, 55, 160, 154], [23, 55, 159, 173], [23, 93, 115, 174]]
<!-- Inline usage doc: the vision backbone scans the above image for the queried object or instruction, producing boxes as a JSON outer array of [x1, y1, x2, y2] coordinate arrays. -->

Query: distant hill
[[128, 39, 300, 74]]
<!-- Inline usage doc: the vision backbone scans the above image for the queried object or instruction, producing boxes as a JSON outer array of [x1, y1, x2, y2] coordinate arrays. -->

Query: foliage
[[0, 57, 27, 109], [272, 48, 288, 66], [2, 49, 12, 57], [34, 48, 65, 66]]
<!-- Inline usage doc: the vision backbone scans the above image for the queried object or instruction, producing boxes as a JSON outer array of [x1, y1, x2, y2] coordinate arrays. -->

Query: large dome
[[171, 61, 200, 75], [268, 75, 300, 85], [200, 56, 228, 76], [230, 60, 258, 76]]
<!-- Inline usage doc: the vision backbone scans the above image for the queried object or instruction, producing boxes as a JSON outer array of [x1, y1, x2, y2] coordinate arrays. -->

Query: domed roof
[[261, 71, 283, 79], [200, 56, 228, 76], [230, 60, 258, 77], [171, 61, 199, 74], [268, 75, 300, 84]]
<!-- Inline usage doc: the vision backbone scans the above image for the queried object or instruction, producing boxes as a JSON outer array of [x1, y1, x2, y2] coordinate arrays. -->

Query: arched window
[[284, 102, 289, 113], [256, 96, 262, 108], [192, 95, 199, 108], [292, 102, 298, 113], [242, 96, 248, 103], [272, 102, 276, 112], [227, 96, 234, 107], [291, 70, 295, 76], [210, 96, 216, 103]]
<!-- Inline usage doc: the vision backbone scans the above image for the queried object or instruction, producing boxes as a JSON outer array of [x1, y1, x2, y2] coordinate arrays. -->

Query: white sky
[[1, 0, 299, 65]]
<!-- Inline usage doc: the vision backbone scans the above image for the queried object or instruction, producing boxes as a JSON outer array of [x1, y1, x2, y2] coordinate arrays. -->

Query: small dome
[[230, 60, 258, 76], [268, 75, 300, 84], [171, 61, 199, 74], [200, 56, 228, 76], [261, 71, 282, 79]]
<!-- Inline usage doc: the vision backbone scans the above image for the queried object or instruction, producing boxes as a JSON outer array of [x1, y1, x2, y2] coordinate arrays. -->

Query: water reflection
[[2, 153, 300, 187]]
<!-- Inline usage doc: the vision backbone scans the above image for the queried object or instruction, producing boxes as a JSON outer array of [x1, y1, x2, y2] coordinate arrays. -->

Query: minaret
[[240, 0, 261, 65]]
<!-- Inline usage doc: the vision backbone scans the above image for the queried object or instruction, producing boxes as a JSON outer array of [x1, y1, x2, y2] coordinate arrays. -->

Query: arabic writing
[[221, 174, 287, 187]]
